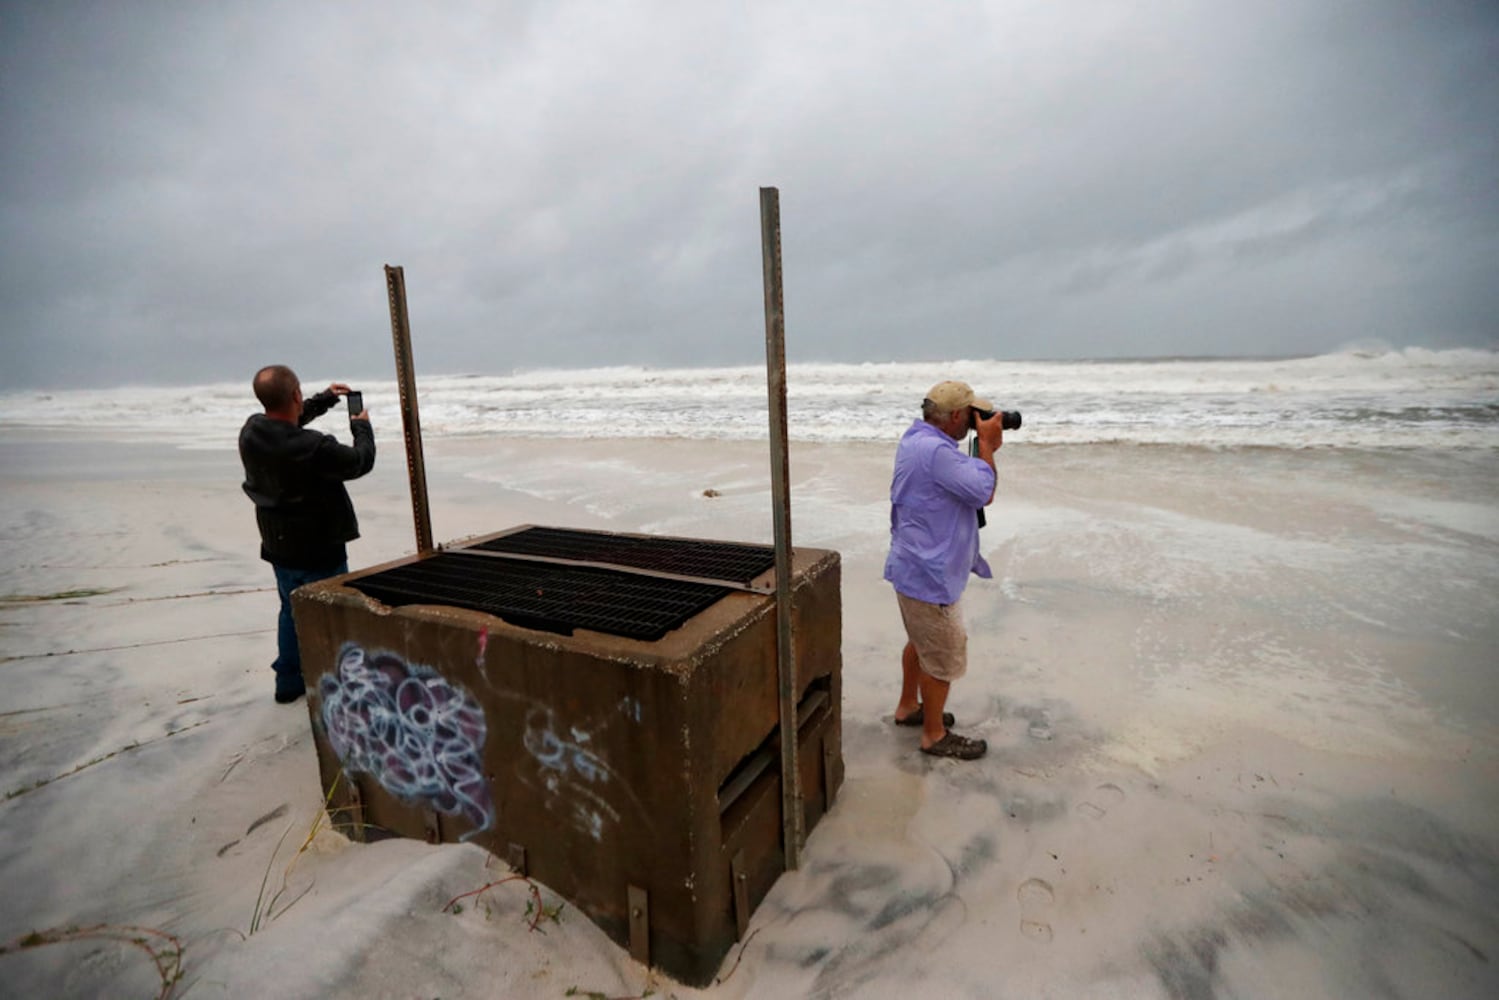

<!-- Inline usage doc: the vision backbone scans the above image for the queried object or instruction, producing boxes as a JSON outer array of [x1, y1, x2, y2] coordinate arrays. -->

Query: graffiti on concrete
[[319, 642, 494, 840], [516, 701, 653, 844], [521, 706, 618, 841]]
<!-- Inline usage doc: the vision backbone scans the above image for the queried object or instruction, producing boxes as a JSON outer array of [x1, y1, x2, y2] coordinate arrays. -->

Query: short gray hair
[[921, 397, 952, 424]]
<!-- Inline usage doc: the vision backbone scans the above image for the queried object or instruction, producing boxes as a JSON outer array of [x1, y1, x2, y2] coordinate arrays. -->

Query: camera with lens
[[971, 406, 1022, 431]]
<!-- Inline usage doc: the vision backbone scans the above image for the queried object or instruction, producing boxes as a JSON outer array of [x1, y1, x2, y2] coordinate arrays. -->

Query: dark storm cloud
[[1, 0, 1496, 389]]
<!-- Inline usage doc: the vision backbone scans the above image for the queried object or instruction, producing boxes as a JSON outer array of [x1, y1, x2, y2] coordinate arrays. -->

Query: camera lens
[[1001, 411, 1022, 431]]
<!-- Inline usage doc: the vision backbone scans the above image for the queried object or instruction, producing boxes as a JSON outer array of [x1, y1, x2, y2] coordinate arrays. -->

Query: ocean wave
[[3, 352, 1496, 451]]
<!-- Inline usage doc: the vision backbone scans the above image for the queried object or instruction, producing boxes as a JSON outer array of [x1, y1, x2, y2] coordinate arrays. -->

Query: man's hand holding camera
[[329, 383, 369, 422], [973, 408, 1004, 454]]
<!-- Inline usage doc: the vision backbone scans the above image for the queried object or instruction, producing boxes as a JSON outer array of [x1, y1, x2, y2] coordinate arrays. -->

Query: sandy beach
[[2, 429, 1496, 998]]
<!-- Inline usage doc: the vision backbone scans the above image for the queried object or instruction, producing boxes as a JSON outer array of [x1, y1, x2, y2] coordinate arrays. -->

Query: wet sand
[[1, 431, 1496, 998]]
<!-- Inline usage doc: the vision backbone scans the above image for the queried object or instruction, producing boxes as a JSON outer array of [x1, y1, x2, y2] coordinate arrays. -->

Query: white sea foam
[[1, 349, 1495, 450]]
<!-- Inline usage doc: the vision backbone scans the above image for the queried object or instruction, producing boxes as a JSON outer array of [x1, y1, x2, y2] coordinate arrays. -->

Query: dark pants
[[272, 560, 347, 696]]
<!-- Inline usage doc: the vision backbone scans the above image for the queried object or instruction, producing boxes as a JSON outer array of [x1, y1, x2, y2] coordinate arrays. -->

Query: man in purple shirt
[[884, 380, 1004, 759]]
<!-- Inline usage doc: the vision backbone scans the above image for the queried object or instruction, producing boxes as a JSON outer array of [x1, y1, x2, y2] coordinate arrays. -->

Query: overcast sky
[[2, 0, 1496, 390]]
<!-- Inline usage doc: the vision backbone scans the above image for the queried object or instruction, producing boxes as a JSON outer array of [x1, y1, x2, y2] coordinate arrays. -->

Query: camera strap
[[969, 437, 986, 529]]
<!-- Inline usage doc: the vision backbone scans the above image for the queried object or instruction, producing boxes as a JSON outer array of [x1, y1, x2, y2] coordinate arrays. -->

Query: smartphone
[[346, 390, 363, 416]]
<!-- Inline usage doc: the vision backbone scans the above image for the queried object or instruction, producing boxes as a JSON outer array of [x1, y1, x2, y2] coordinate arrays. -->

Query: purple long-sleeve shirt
[[883, 419, 995, 605]]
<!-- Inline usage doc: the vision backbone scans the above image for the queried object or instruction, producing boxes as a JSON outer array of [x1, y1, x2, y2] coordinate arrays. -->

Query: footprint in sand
[[1027, 709, 1053, 742], [1015, 786, 1124, 943], [1018, 878, 1055, 943], [1076, 782, 1125, 820]]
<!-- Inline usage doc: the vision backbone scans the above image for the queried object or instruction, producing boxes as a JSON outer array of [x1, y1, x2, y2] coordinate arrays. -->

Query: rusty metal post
[[759, 187, 803, 869], [384, 265, 434, 555]]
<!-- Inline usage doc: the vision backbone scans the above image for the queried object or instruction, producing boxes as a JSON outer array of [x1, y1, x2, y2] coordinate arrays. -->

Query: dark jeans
[[272, 560, 347, 695]]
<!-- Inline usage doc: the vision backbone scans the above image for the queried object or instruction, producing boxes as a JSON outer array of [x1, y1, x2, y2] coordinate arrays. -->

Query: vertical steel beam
[[384, 265, 434, 555], [759, 187, 804, 870]]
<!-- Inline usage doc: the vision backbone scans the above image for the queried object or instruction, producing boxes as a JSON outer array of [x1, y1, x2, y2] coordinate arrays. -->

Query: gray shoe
[[920, 731, 987, 760]]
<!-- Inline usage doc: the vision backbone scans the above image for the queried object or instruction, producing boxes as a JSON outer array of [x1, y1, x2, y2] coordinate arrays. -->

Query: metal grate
[[347, 552, 730, 642], [470, 526, 776, 587]]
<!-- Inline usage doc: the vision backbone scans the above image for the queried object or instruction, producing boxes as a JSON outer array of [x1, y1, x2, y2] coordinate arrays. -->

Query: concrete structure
[[291, 527, 843, 986]]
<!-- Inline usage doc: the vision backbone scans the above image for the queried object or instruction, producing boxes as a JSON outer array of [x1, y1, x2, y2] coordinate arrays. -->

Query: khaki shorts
[[896, 592, 967, 682]]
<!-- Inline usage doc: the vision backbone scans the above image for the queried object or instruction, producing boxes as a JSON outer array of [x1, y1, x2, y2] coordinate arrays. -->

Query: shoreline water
[[2, 431, 1496, 997]]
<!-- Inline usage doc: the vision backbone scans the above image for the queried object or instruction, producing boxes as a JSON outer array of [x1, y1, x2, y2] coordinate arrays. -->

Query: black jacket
[[239, 390, 376, 570]]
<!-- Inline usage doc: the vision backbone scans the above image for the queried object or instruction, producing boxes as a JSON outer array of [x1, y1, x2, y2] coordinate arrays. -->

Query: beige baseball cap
[[925, 380, 994, 414]]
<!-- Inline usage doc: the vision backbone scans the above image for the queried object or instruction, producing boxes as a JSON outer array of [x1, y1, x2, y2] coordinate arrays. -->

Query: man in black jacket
[[240, 365, 376, 703]]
